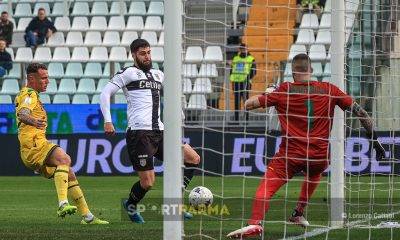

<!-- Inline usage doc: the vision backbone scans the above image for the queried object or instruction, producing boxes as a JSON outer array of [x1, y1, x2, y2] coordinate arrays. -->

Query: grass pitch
[[0, 176, 399, 240]]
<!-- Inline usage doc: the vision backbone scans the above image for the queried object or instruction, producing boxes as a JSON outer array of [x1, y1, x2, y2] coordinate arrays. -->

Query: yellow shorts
[[20, 135, 59, 179]]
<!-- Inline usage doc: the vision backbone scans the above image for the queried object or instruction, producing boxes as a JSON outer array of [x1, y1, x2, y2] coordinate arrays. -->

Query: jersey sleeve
[[17, 90, 38, 112], [331, 84, 353, 110], [110, 67, 134, 88], [257, 83, 285, 107]]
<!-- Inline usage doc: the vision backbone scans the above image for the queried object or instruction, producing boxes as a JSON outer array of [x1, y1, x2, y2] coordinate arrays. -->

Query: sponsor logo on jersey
[[139, 80, 162, 90]]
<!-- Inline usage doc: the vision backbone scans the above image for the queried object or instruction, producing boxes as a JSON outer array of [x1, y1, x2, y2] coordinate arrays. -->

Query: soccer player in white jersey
[[100, 39, 200, 223]]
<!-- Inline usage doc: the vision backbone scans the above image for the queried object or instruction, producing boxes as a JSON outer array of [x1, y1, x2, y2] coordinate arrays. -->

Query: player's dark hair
[[130, 39, 150, 53], [27, 63, 47, 75], [38, 7, 45, 12], [292, 53, 311, 73], [1, 11, 8, 15]]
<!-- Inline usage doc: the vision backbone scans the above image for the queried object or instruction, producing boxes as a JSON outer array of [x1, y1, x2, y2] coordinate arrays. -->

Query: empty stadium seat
[[11, 32, 25, 48], [6, 63, 22, 79], [84, 63, 103, 78], [77, 78, 96, 94], [109, 47, 127, 62], [324, 0, 331, 12], [147, 2, 164, 16], [198, 64, 218, 77], [185, 46, 203, 63], [91, 2, 109, 16], [187, 94, 207, 109], [192, 78, 212, 94], [51, 2, 66, 17], [0, 4, 10, 15], [182, 78, 192, 94], [288, 44, 307, 60], [103, 62, 121, 77], [284, 62, 292, 77], [71, 47, 89, 62], [71, 17, 89, 31], [319, 13, 331, 29], [0, 95, 12, 104], [346, 14, 356, 29], [126, 16, 144, 31], [58, 78, 76, 94], [121, 31, 139, 46], [204, 46, 223, 62], [53, 94, 70, 104], [300, 13, 319, 29], [90, 47, 108, 62], [39, 94, 51, 104], [6, 48, 14, 60], [84, 31, 102, 46], [141, 31, 158, 45], [52, 47, 70, 62], [110, 1, 127, 15], [91, 94, 100, 104], [309, 44, 327, 61], [90, 16, 108, 31], [346, 0, 360, 13], [108, 16, 125, 31], [103, 31, 121, 46], [15, 47, 33, 62], [115, 94, 127, 104], [151, 47, 164, 62], [158, 31, 164, 46], [311, 62, 323, 77], [323, 62, 331, 76], [96, 78, 109, 93], [1, 79, 19, 95], [17, 18, 31, 32], [296, 29, 315, 44], [46, 78, 58, 95], [55, 17, 71, 32], [129, 2, 146, 16], [315, 29, 331, 44], [65, 62, 84, 78], [33, 47, 52, 62], [71, 2, 90, 16], [66, 31, 84, 46], [144, 16, 163, 31], [183, 64, 198, 77], [15, 3, 32, 17], [46, 32, 65, 47], [33, 3, 50, 15]]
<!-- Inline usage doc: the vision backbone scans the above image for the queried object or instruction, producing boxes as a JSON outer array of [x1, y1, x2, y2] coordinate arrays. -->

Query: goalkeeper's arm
[[245, 84, 277, 110], [99, 82, 120, 135], [349, 102, 386, 160]]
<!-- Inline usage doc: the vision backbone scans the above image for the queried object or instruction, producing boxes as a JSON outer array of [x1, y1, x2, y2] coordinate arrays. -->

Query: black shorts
[[126, 129, 163, 171]]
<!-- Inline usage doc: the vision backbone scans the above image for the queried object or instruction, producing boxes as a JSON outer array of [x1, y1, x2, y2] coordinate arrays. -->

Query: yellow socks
[[68, 180, 91, 216], [54, 165, 69, 204]]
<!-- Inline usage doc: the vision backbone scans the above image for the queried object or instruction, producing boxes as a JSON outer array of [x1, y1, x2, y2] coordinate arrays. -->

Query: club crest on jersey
[[139, 159, 147, 167], [154, 73, 160, 80], [23, 97, 32, 105], [136, 72, 142, 78]]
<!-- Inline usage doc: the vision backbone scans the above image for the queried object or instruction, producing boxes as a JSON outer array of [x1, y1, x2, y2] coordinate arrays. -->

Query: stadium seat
[[6, 63, 22, 79], [315, 29, 331, 45], [77, 78, 96, 94], [39, 94, 51, 104], [90, 16, 108, 31], [319, 13, 331, 29], [58, 78, 76, 94], [192, 78, 212, 94], [48, 62, 64, 78], [103, 31, 121, 46], [1, 79, 19, 95], [46, 78, 58, 95], [66, 31, 84, 46], [71, 2, 90, 16], [296, 29, 315, 44], [324, 0, 331, 12], [323, 62, 331, 76], [96, 78, 109, 93], [15, 47, 33, 62], [309, 44, 327, 61], [346, 14, 356, 29], [283, 62, 292, 77], [52, 47, 70, 62], [322, 77, 331, 82], [147, 2, 164, 16], [185, 46, 203, 63], [14, 3, 32, 17], [187, 94, 207, 110], [326, 46, 331, 60], [6, 48, 14, 60], [204, 46, 223, 62], [299, 13, 319, 29], [182, 78, 192, 94], [84, 62, 103, 78], [55, 17, 71, 32], [33, 47, 52, 62], [110, 1, 127, 15], [151, 47, 164, 62], [311, 62, 323, 77], [115, 94, 127, 104], [126, 16, 144, 31], [91, 2, 109, 16], [91, 94, 100, 104], [84, 31, 102, 46], [65, 63, 84, 78], [33, 3, 50, 15], [109, 47, 127, 62], [0, 4, 10, 15], [158, 31, 164, 46], [198, 64, 218, 77], [71, 17, 89, 31], [51, 2, 66, 17], [121, 31, 139, 46], [288, 44, 306, 60], [183, 64, 198, 78], [128, 2, 146, 16], [17, 18, 31, 32], [10, 32, 25, 48], [0, 95, 12, 104], [141, 31, 158, 46], [108, 16, 125, 31], [90, 47, 108, 62], [53, 94, 70, 104], [71, 47, 89, 62], [46, 32, 65, 47], [103, 62, 121, 77], [346, 0, 359, 13], [144, 16, 163, 31]]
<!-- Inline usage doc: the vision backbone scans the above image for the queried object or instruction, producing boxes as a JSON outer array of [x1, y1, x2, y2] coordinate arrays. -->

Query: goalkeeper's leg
[[183, 144, 200, 189]]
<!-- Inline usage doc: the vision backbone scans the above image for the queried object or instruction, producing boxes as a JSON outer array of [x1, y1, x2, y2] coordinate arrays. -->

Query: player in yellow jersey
[[15, 63, 108, 224]]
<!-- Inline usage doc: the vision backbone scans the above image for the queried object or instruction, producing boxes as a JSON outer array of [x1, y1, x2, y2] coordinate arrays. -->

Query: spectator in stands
[[24, 8, 57, 48], [0, 11, 14, 46], [0, 38, 12, 77], [229, 43, 256, 122]]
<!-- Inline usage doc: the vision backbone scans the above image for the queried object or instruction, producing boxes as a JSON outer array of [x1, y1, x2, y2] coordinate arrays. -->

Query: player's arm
[[245, 84, 278, 110], [17, 107, 46, 129], [349, 102, 386, 160], [244, 95, 262, 110], [99, 82, 120, 135]]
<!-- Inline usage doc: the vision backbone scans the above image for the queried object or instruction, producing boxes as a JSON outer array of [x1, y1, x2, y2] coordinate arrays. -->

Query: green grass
[[0, 176, 399, 240]]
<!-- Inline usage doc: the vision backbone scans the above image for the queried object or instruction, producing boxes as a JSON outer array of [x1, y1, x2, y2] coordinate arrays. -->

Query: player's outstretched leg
[[46, 147, 77, 218], [67, 169, 109, 225], [182, 144, 200, 220]]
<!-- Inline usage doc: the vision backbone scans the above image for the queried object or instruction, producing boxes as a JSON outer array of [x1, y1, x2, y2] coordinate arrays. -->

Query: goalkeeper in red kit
[[227, 53, 386, 238]]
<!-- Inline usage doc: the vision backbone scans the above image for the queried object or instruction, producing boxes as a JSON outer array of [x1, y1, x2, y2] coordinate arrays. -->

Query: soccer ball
[[188, 186, 213, 209]]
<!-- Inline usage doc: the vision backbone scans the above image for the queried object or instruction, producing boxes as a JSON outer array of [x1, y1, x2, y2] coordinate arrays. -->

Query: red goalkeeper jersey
[[258, 81, 353, 159]]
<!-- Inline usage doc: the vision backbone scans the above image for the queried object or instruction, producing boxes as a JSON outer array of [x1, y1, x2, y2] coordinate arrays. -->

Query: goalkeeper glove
[[367, 131, 386, 161]]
